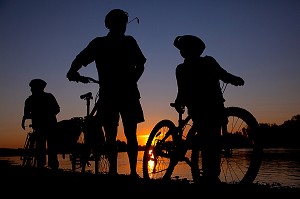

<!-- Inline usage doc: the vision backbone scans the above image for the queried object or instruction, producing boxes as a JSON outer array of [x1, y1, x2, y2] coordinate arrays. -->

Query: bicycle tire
[[142, 119, 178, 181], [191, 106, 263, 184], [70, 153, 84, 172], [95, 154, 110, 174], [20, 132, 37, 167]]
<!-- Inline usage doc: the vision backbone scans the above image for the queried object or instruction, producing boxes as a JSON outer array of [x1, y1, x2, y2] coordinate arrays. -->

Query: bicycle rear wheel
[[191, 107, 263, 184], [142, 119, 178, 181], [95, 153, 110, 174], [20, 132, 37, 167]]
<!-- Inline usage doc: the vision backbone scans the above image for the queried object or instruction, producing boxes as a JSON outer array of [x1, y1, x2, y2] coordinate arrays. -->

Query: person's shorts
[[96, 98, 144, 126]]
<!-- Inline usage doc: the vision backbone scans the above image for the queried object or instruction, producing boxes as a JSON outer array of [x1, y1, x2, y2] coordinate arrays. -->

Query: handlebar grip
[[80, 92, 93, 99], [86, 77, 100, 84]]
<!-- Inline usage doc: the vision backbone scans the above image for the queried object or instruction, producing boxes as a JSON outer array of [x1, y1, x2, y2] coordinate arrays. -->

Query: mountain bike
[[20, 125, 37, 167], [142, 82, 263, 185], [20, 77, 109, 174], [57, 76, 109, 174]]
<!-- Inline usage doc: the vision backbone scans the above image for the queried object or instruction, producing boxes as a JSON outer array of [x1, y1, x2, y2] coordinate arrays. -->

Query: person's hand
[[232, 77, 244, 86], [67, 71, 90, 83], [21, 119, 25, 130], [67, 71, 81, 82], [78, 76, 90, 84], [175, 104, 185, 114]]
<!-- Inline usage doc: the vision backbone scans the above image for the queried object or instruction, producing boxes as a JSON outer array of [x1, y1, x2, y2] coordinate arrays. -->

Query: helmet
[[173, 35, 206, 53], [29, 79, 47, 89], [105, 9, 128, 29]]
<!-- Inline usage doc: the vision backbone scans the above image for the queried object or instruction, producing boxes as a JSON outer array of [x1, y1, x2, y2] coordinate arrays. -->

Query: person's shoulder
[[176, 63, 185, 71], [25, 95, 32, 101], [202, 55, 217, 62], [44, 92, 55, 98], [202, 55, 220, 66], [124, 35, 137, 42], [125, 35, 135, 39], [90, 36, 106, 43]]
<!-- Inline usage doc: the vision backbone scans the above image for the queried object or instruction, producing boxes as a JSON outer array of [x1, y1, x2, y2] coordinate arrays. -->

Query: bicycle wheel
[[95, 153, 110, 174], [143, 119, 178, 181], [70, 143, 86, 172], [20, 132, 37, 167], [191, 107, 263, 184]]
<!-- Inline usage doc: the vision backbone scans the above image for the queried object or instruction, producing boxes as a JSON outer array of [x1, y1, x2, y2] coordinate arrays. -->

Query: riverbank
[[1, 159, 299, 197]]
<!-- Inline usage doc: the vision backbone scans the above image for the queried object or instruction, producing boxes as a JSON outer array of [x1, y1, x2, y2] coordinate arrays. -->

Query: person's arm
[[67, 39, 97, 83], [21, 99, 31, 130], [207, 56, 244, 86], [174, 64, 186, 114], [50, 94, 60, 116], [21, 116, 26, 130], [135, 63, 144, 82], [129, 36, 146, 82], [222, 72, 244, 86], [66, 58, 84, 82]]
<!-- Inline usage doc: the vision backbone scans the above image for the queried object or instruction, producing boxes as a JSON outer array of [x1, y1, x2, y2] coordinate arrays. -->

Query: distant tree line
[[258, 114, 300, 148], [1, 114, 299, 157], [115, 114, 300, 149]]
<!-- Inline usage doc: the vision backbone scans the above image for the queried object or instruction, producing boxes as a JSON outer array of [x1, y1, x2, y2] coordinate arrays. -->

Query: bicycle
[[59, 76, 110, 174], [20, 124, 37, 167], [20, 77, 109, 174], [142, 82, 263, 185]]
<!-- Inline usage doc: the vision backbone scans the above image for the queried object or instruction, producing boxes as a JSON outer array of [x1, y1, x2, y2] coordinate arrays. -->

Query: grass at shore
[[1, 159, 299, 197]]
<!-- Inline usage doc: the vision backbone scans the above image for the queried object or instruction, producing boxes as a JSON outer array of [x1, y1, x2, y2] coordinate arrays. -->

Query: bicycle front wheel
[[95, 153, 110, 174], [142, 120, 178, 181], [20, 132, 37, 167], [191, 107, 263, 184]]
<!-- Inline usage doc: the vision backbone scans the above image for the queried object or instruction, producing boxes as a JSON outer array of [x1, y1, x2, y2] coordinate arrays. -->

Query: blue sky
[[1, 0, 300, 148]]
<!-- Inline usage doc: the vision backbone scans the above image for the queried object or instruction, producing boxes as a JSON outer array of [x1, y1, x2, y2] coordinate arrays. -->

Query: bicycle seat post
[[80, 92, 93, 117], [86, 97, 90, 116]]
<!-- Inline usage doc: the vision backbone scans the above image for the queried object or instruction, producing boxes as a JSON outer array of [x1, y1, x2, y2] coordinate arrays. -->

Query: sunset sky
[[1, 0, 300, 149]]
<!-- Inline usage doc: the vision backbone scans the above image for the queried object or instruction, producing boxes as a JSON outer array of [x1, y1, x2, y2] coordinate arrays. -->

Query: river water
[[2, 148, 299, 188]]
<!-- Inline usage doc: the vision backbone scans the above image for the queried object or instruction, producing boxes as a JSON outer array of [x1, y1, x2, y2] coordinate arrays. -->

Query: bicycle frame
[[71, 76, 109, 174], [143, 83, 262, 184], [20, 126, 37, 167]]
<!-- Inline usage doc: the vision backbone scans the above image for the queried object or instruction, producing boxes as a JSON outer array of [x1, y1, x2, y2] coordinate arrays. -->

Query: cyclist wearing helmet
[[21, 79, 60, 170], [67, 9, 146, 179], [173, 35, 244, 184]]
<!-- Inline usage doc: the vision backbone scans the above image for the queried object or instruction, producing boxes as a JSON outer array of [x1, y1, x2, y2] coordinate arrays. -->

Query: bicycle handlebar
[[86, 77, 99, 84], [170, 103, 176, 107], [76, 76, 99, 84], [80, 92, 93, 100]]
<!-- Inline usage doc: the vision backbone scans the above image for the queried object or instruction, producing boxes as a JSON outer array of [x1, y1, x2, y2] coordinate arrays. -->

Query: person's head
[[105, 9, 128, 34], [29, 79, 46, 94], [173, 35, 206, 58]]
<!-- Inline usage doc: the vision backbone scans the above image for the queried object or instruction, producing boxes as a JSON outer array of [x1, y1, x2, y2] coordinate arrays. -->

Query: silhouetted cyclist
[[173, 35, 244, 185], [21, 79, 60, 170], [67, 9, 146, 179]]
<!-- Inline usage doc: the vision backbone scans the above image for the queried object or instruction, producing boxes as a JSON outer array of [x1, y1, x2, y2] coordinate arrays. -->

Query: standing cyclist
[[21, 78, 60, 170], [67, 9, 146, 179], [173, 35, 244, 185]]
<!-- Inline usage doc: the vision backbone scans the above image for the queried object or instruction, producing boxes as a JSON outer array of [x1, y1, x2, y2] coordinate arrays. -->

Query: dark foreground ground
[[1, 160, 299, 197]]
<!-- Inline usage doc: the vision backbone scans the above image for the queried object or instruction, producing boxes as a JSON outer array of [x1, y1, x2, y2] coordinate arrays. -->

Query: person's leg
[[201, 126, 221, 183], [121, 98, 144, 177], [46, 128, 59, 169], [192, 111, 221, 184], [123, 121, 138, 176], [97, 98, 119, 174], [104, 124, 118, 174], [35, 132, 47, 168], [86, 117, 105, 158]]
